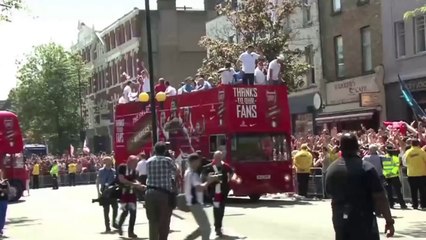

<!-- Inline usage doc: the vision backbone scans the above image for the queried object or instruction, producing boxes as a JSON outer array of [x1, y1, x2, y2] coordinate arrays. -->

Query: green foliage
[[0, 0, 25, 22], [198, 0, 309, 91], [404, 5, 426, 20], [9, 43, 89, 153]]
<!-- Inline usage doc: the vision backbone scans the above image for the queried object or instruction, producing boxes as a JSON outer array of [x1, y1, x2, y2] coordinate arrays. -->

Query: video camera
[[91, 184, 121, 206]]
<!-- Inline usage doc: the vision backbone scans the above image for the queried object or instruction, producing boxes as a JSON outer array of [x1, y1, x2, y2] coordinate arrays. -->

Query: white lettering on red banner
[[233, 88, 257, 119], [115, 119, 124, 144]]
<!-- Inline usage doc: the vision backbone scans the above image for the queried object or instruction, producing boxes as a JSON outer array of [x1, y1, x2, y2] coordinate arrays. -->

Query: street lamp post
[[144, 0, 157, 144], [139, 92, 167, 143]]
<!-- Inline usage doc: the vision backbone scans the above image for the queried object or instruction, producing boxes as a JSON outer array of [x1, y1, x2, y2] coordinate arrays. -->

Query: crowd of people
[[119, 45, 281, 104]]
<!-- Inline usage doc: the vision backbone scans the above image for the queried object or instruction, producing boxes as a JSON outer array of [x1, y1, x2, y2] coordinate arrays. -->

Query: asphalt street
[[4, 185, 426, 240]]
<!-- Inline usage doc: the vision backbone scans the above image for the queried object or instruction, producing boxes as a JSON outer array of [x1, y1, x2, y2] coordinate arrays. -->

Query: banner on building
[[398, 74, 426, 121]]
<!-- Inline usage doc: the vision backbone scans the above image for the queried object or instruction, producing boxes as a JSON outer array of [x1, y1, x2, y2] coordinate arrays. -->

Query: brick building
[[317, 0, 385, 131], [73, 1, 215, 153]]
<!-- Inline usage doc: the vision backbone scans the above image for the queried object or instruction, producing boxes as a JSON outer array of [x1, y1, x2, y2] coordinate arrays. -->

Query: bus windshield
[[231, 134, 290, 162], [24, 147, 47, 157]]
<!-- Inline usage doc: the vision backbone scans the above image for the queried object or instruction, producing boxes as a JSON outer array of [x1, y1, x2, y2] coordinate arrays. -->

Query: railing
[[305, 167, 413, 201], [30, 172, 98, 189]]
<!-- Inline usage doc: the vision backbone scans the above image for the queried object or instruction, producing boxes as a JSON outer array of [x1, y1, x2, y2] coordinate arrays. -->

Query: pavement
[[4, 186, 426, 240]]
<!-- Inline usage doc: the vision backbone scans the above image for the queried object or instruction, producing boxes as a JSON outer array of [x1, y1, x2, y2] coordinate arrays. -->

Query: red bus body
[[0, 111, 27, 201], [114, 85, 294, 199]]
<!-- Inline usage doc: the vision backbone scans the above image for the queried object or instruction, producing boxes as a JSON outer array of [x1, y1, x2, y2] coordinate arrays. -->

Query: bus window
[[209, 135, 226, 153], [231, 134, 290, 162]]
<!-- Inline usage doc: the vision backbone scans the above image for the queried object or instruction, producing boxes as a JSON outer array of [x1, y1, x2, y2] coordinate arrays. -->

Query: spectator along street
[[4, 185, 426, 240]]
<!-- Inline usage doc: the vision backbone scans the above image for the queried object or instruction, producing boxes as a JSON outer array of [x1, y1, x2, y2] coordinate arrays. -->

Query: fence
[[306, 167, 413, 202], [31, 172, 98, 188]]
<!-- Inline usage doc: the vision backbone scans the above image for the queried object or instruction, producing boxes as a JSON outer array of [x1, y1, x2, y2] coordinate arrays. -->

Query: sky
[[0, 0, 204, 100]]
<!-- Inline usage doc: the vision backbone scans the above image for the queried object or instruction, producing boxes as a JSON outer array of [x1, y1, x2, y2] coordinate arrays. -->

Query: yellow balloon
[[139, 92, 150, 102], [155, 91, 167, 102]]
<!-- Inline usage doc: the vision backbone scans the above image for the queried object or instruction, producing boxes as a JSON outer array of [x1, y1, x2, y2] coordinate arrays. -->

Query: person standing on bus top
[[0, 170, 10, 237], [201, 150, 241, 237], [165, 81, 177, 96], [267, 54, 284, 85], [293, 144, 313, 198], [50, 161, 59, 190], [117, 155, 145, 238], [218, 62, 236, 85], [238, 45, 262, 85], [154, 78, 167, 93], [123, 80, 132, 103], [96, 157, 119, 233], [326, 133, 394, 240], [145, 142, 177, 240], [68, 160, 77, 186], [195, 77, 212, 91], [254, 61, 266, 85], [32, 160, 40, 189], [403, 139, 426, 209]]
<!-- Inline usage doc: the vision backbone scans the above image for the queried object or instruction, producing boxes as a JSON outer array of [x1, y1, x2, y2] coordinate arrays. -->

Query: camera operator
[[96, 157, 118, 233]]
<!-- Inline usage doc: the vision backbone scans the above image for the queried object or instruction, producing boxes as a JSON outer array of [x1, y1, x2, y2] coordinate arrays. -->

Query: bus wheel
[[249, 194, 261, 202], [8, 180, 24, 202]]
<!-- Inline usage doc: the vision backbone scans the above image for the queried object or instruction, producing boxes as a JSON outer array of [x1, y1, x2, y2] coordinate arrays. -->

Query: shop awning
[[316, 111, 374, 124]]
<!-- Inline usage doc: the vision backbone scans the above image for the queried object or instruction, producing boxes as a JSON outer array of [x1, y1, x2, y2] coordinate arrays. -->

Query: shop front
[[289, 91, 322, 137], [318, 73, 384, 131], [385, 77, 426, 122]]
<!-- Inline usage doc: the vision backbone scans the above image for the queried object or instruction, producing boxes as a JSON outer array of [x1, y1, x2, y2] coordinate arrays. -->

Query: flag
[[398, 74, 426, 121], [69, 144, 74, 157]]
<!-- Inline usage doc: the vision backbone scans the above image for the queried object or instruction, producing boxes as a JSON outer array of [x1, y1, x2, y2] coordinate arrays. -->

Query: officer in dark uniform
[[326, 133, 395, 240]]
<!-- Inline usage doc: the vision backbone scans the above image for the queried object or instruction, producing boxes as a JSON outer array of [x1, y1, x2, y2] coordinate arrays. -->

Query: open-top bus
[[114, 85, 293, 200]]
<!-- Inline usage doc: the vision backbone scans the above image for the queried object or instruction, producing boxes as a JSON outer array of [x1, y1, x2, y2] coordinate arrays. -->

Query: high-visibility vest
[[382, 154, 400, 179]]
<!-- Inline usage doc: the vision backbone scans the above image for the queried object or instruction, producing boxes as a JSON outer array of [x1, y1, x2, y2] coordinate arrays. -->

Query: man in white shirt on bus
[[254, 61, 266, 85], [218, 62, 236, 85], [238, 45, 262, 85], [267, 54, 284, 85], [165, 81, 177, 96], [123, 81, 132, 103]]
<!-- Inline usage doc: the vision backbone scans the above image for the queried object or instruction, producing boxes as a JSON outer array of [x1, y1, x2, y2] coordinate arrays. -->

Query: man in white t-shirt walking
[[267, 54, 284, 85], [184, 154, 217, 240], [238, 45, 262, 85]]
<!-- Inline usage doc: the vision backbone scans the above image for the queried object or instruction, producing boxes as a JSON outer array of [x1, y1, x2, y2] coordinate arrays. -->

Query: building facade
[[317, 0, 385, 131], [73, 1, 215, 153], [382, 0, 426, 121], [286, 0, 324, 136]]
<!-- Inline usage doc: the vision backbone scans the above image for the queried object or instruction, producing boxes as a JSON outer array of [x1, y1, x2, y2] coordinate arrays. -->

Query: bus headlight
[[284, 174, 291, 182]]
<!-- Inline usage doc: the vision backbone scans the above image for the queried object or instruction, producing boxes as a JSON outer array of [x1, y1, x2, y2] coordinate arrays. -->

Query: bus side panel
[[230, 162, 294, 196]]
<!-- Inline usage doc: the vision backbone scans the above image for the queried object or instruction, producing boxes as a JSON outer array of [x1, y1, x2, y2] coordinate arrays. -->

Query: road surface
[[4, 185, 426, 239]]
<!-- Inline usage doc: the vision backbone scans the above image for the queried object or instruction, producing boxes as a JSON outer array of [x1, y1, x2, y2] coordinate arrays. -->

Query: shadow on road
[[226, 197, 312, 209], [6, 217, 41, 227], [397, 221, 426, 238], [119, 237, 148, 240], [214, 234, 247, 240]]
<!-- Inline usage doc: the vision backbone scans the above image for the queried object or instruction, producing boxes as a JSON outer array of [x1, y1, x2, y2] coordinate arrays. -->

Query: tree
[[404, 5, 426, 19], [0, 0, 25, 22], [10, 43, 89, 153], [198, 0, 309, 91]]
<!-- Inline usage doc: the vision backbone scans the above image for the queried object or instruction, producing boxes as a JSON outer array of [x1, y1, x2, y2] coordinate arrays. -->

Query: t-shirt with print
[[184, 169, 204, 206], [117, 164, 137, 203]]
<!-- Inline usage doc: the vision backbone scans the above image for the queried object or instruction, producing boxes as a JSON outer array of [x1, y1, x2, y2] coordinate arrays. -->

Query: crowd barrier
[[306, 167, 413, 202], [31, 172, 98, 188]]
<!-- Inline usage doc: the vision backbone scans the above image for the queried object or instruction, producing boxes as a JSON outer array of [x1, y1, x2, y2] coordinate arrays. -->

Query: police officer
[[383, 145, 407, 209], [326, 133, 394, 240]]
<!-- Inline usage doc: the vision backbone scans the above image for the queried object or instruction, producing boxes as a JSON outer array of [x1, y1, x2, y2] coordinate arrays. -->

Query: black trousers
[[32, 175, 39, 189], [213, 195, 227, 231], [385, 177, 406, 207], [51, 175, 58, 189], [103, 200, 118, 230], [118, 203, 137, 234], [297, 173, 310, 197], [242, 73, 255, 85], [408, 176, 426, 208], [69, 173, 76, 186], [333, 214, 379, 240]]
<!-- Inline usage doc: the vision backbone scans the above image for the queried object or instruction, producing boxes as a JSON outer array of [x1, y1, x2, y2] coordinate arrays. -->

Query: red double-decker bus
[[114, 85, 293, 200]]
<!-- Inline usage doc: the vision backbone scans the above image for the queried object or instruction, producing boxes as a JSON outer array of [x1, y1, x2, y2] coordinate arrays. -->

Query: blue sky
[[0, 0, 204, 99]]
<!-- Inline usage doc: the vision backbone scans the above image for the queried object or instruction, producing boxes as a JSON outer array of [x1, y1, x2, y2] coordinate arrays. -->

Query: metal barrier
[[305, 167, 413, 202], [31, 172, 98, 188]]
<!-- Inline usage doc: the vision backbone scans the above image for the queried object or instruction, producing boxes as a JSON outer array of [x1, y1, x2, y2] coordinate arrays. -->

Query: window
[[334, 35, 345, 78], [305, 45, 315, 84], [414, 15, 426, 53], [231, 134, 290, 162], [302, 0, 311, 26], [395, 21, 406, 57], [209, 135, 226, 153], [361, 26, 373, 72], [332, 0, 341, 13]]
